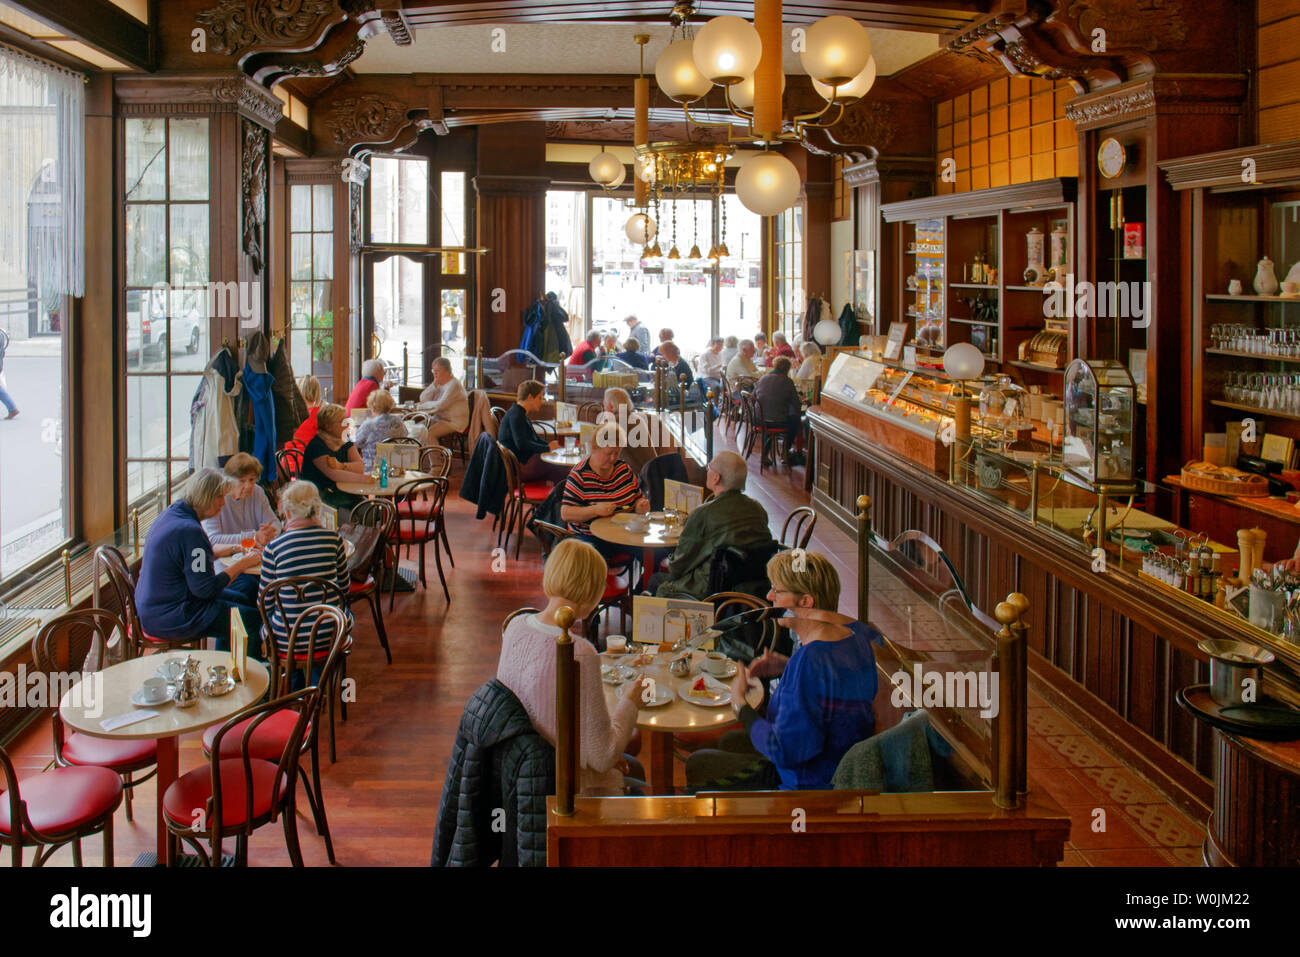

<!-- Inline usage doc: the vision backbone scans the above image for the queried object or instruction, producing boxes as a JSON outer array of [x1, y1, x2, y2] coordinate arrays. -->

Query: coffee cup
[[141, 676, 168, 702], [208, 665, 228, 685], [705, 652, 729, 676], [607, 635, 628, 654], [1283, 281, 1299, 296]]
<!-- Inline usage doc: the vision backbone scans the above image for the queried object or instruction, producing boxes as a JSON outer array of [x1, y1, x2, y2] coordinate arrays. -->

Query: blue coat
[[135, 501, 232, 638]]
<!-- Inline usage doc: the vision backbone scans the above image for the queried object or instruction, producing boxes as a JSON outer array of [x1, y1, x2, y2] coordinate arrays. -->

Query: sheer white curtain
[[566, 189, 586, 323], [0, 46, 85, 298]]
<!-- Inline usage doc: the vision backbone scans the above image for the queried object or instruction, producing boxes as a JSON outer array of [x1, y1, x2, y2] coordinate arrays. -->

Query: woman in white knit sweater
[[496, 539, 646, 795]]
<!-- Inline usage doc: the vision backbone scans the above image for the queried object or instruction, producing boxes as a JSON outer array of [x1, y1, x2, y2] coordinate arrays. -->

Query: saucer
[[130, 684, 174, 707], [200, 678, 237, 697]]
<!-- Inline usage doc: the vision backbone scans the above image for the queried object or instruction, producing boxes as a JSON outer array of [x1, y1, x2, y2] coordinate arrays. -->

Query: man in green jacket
[[650, 451, 775, 600]]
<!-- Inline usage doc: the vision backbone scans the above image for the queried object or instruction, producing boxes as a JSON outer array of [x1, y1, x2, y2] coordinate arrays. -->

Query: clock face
[[1097, 137, 1126, 179]]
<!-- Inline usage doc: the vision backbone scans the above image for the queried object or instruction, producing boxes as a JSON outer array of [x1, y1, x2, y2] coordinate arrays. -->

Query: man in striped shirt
[[561, 421, 649, 560]]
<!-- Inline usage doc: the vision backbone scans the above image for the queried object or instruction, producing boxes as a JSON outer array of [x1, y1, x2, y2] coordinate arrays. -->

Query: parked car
[[125, 286, 202, 362]]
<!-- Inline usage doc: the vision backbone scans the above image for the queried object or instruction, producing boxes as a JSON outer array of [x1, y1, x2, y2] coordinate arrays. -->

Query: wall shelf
[[1206, 294, 1300, 304], [1205, 348, 1300, 363], [1210, 399, 1300, 422]]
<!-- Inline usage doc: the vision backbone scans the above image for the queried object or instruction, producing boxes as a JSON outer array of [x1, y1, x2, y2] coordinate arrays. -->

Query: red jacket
[[292, 406, 320, 450], [345, 377, 380, 414]]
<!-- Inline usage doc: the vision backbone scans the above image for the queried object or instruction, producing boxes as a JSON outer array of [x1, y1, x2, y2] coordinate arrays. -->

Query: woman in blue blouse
[[685, 550, 879, 791], [135, 468, 264, 656]]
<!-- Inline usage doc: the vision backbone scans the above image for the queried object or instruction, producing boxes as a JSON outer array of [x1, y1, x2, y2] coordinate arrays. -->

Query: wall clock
[[1097, 137, 1128, 179]]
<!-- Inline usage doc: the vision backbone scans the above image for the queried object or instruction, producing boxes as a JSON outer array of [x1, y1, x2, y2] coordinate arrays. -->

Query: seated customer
[[720, 335, 739, 369], [755, 356, 804, 458], [201, 453, 280, 603], [417, 357, 470, 441], [136, 468, 263, 655], [560, 421, 649, 560], [652, 327, 673, 356], [795, 341, 822, 381], [753, 332, 770, 367], [259, 480, 352, 661], [769, 331, 797, 361], [615, 337, 650, 370], [497, 538, 648, 795], [299, 402, 366, 518], [697, 337, 725, 386], [500, 379, 569, 484], [568, 331, 601, 366], [658, 341, 694, 397], [292, 374, 323, 450], [686, 550, 878, 791], [353, 389, 408, 470], [344, 358, 387, 416], [726, 339, 759, 381], [648, 451, 774, 600], [598, 387, 662, 475]]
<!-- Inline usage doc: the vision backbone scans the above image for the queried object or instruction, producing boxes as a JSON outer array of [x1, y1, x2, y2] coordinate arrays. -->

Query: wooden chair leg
[[72, 838, 82, 867], [123, 773, 133, 823], [282, 799, 304, 867], [368, 591, 392, 663], [307, 740, 335, 863], [433, 530, 451, 603], [441, 523, 455, 568], [103, 813, 114, 867]]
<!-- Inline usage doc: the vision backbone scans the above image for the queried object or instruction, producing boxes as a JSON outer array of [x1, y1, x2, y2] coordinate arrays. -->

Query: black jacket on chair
[[432, 679, 556, 867], [459, 432, 507, 519], [639, 452, 689, 511]]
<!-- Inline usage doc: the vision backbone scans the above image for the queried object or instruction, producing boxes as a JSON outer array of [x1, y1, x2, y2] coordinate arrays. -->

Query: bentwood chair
[[346, 498, 397, 665], [496, 443, 552, 560], [258, 576, 351, 763], [32, 609, 157, 824], [275, 447, 304, 495], [393, 476, 452, 604], [740, 393, 789, 473], [501, 607, 540, 632], [168, 686, 319, 867], [201, 605, 349, 865], [95, 545, 201, 656], [780, 506, 817, 551], [0, 742, 123, 867], [576, 401, 602, 423]]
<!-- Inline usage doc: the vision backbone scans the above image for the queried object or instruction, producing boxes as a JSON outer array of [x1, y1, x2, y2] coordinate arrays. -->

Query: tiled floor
[[2, 422, 1209, 866]]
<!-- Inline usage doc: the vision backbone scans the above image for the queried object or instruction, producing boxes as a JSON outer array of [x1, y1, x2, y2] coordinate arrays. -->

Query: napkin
[[100, 710, 159, 732]]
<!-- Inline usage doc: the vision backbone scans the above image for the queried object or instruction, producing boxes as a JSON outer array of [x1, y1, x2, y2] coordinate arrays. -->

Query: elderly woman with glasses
[[135, 468, 264, 656]]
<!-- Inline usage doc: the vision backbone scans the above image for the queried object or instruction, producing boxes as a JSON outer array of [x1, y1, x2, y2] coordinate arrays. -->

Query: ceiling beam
[[6, 0, 153, 70]]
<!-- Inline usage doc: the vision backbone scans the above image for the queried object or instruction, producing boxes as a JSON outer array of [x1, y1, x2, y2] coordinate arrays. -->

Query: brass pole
[[554, 606, 578, 816], [131, 508, 140, 557], [993, 595, 1019, 809], [475, 347, 483, 391], [752, 0, 783, 140], [633, 36, 650, 209], [403, 341, 409, 385], [1029, 460, 1040, 525], [653, 359, 663, 411], [954, 386, 971, 442], [705, 388, 716, 462], [856, 495, 872, 623], [61, 548, 72, 607], [1096, 487, 1109, 558], [678, 373, 688, 449], [1009, 592, 1030, 797]]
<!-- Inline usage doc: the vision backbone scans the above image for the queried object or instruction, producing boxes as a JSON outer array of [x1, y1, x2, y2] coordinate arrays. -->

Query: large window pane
[[126, 376, 166, 460], [167, 118, 209, 200], [169, 204, 209, 285], [717, 194, 763, 345], [171, 375, 201, 458], [291, 183, 312, 228], [168, 284, 208, 372], [125, 204, 166, 285], [441, 170, 465, 246], [291, 233, 312, 280], [124, 117, 165, 201], [312, 183, 332, 230], [313, 233, 333, 279], [369, 155, 428, 245]]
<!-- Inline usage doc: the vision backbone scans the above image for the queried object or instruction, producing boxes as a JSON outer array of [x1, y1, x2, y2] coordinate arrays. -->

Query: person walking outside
[[0, 328, 17, 419]]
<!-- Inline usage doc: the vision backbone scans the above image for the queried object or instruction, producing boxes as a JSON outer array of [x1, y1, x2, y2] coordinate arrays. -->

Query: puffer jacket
[[432, 679, 555, 867]]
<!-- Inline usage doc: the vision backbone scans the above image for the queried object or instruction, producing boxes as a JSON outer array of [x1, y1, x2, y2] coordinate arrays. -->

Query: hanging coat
[[268, 338, 308, 448], [241, 362, 277, 481], [802, 298, 821, 345], [838, 303, 859, 347]]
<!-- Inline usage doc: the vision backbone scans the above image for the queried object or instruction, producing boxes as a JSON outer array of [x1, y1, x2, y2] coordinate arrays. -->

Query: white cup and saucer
[[704, 652, 736, 678], [131, 676, 173, 707]]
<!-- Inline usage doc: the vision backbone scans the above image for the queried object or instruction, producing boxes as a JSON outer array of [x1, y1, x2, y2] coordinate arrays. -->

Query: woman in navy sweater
[[685, 549, 878, 791], [135, 469, 264, 656], [500, 379, 569, 483]]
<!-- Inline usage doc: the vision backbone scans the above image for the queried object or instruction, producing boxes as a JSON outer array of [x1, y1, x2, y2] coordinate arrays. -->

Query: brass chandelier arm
[[681, 98, 748, 132], [790, 96, 846, 132]]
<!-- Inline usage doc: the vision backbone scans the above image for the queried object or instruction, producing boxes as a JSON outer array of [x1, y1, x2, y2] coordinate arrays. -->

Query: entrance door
[[365, 252, 427, 388]]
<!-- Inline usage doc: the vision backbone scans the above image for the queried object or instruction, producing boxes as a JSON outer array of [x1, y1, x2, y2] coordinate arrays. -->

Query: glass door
[[365, 252, 426, 387]]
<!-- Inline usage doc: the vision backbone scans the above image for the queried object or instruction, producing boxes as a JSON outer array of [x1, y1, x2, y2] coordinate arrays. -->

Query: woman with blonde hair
[[299, 402, 366, 516], [353, 388, 408, 469], [292, 374, 323, 449], [497, 538, 646, 794]]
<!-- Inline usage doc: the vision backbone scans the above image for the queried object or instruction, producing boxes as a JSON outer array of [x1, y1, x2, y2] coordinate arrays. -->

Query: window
[[774, 202, 804, 345], [123, 116, 210, 506], [0, 50, 83, 582], [289, 183, 333, 393], [716, 194, 763, 346]]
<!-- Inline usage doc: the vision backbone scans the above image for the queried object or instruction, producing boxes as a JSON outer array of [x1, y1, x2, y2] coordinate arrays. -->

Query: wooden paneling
[[1258, 3, 1300, 141], [936, 77, 1078, 195]]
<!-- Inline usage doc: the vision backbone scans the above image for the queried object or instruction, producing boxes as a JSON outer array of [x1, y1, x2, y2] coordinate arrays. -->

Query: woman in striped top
[[259, 480, 352, 660], [561, 421, 649, 560]]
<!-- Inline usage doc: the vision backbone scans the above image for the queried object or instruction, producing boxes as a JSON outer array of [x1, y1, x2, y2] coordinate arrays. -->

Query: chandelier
[[654, 0, 876, 217]]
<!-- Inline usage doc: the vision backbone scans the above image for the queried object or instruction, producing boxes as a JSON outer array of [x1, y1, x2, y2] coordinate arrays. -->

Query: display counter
[[811, 351, 1300, 816]]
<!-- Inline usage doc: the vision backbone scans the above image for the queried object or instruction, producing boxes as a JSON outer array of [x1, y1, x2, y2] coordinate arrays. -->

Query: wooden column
[[474, 123, 549, 360]]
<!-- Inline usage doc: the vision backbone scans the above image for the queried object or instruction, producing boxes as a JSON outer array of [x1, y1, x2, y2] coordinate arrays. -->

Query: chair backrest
[[387, 436, 422, 447], [394, 476, 449, 532], [0, 743, 34, 865], [704, 591, 782, 661], [258, 574, 347, 672], [530, 520, 573, 557], [576, 401, 602, 423], [420, 445, 453, 479], [94, 545, 144, 658], [496, 442, 522, 496], [403, 411, 431, 426], [272, 603, 352, 696], [490, 406, 506, 422], [501, 606, 540, 631], [706, 539, 782, 598], [32, 607, 126, 677], [532, 420, 557, 441], [348, 498, 397, 577], [639, 452, 689, 511], [781, 506, 817, 550], [276, 447, 304, 480]]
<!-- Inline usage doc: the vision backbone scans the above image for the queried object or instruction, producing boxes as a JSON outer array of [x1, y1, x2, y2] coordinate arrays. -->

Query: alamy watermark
[[147, 280, 262, 329], [1042, 273, 1151, 329], [889, 664, 998, 718], [0, 664, 103, 717]]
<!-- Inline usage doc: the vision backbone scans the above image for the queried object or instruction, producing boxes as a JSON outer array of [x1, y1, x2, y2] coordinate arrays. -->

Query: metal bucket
[[1198, 639, 1276, 707]]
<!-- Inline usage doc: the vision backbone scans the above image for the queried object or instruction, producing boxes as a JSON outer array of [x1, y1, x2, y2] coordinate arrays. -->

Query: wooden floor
[[4, 426, 1208, 866]]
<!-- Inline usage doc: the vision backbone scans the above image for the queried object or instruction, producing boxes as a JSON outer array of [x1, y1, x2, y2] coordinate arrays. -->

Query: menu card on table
[[555, 401, 578, 426], [376, 442, 419, 471], [229, 607, 247, 682], [319, 506, 338, 530], [663, 478, 703, 514], [632, 596, 715, 649]]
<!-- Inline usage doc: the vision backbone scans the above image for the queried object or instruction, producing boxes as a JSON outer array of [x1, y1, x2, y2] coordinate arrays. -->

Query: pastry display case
[[1063, 358, 1136, 485]]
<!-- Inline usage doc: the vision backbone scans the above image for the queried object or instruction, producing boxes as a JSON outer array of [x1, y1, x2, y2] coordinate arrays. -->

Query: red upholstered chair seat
[[396, 500, 439, 520], [520, 482, 551, 501], [348, 577, 376, 595], [61, 733, 157, 770], [396, 521, 437, 543], [201, 709, 303, 761], [602, 571, 631, 601], [162, 758, 288, 829], [0, 766, 123, 835]]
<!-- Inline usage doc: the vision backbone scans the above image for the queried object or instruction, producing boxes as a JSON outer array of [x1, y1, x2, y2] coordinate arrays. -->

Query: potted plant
[[311, 310, 334, 384]]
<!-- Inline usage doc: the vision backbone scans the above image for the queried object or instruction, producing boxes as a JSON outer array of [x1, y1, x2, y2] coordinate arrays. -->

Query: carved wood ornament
[[197, 0, 343, 57], [242, 119, 270, 273]]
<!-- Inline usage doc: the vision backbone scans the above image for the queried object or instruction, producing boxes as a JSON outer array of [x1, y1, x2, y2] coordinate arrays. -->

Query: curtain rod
[[0, 40, 89, 83]]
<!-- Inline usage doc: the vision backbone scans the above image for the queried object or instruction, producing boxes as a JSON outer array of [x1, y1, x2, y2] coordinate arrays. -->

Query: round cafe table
[[541, 448, 584, 469], [215, 538, 354, 578], [58, 650, 270, 866], [589, 513, 681, 589], [337, 468, 433, 497], [601, 648, 762, 794]]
